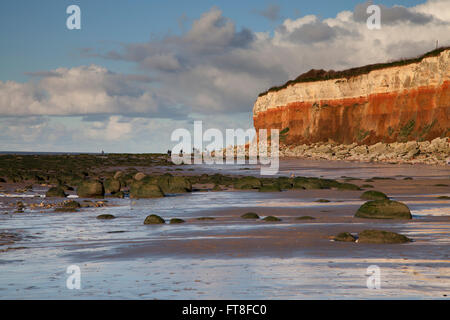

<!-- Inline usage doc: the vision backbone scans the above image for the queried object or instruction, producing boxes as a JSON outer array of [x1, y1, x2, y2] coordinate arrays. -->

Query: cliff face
[[253, 49, 450, 145]]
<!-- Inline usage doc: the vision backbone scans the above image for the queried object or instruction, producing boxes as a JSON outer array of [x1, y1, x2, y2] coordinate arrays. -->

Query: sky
[[0, 0, 449, 153]]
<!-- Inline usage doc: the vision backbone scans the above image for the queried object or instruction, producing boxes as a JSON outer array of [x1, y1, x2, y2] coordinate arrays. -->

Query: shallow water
[[1, 159, 450, 299], [198, 158, 450, 179], [1, 185, 449, 299]]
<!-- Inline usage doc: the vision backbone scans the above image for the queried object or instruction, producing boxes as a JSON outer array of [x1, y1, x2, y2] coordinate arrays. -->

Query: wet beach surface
[[0, 159, 449, 299]]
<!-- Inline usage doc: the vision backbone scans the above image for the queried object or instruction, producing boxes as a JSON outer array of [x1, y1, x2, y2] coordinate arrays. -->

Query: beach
[[0, 157, 449, 299]]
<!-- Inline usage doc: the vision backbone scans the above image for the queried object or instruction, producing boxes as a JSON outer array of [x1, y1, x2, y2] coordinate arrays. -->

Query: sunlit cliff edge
[[253, 48, 450, 146]]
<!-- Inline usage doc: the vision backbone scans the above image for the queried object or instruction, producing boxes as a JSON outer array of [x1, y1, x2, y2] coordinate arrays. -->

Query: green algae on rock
[[103, 178, 121, 194], [45, 187, 66, 198], [241, 212, 260, 219], [170, 218, 185, 224], [144, 214, 165, 225], [333, 232, 356, 242], [157, 174, 192, 193], [263, 216, 282, 222], [130, 179, 164, 199], [97, 214, 116, 220], [77, 180, 105, 198], [295, 216, 316, 220], [358, 230, 411, 244], [360, 190, 389, 200], [234, 176, 262, 189], [259, 184, 282, 192], [355, 200, 412, 219]]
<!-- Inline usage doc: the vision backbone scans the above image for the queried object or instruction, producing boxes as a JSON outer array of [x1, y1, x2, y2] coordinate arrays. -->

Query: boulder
[[234, 176, 262, 189], [277, 177, 293, 189], [259, 184, 282, 192], [63, 200, 81, 209], [355, 200, 412, 219], [113, 171, 123, 180], [336, 182, 361, 191], [111, 191, 125, 198], [45, 187, 66, 198], [292, 178, 322, 190], [77, 180, 105, 198], [360, 190, 388, 200], [97, 214, 115, 220], [157, 174, 192, 193], [358, 230, 411, 244], [103, 178, 121, 194], [130, 180, 164, 199], [144, 214, 165, 225], [170, 218, 185, 224], [134, 172, 146, 181], [295, 216, 315, 220], [54, 200, 80, 212], [241, 212, 260, 219], [333, 232, 356, 242], [263, 216, 281, 222]]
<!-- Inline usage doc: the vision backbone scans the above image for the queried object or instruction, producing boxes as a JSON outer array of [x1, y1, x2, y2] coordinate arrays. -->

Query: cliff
[[253, 48, 450, 145]]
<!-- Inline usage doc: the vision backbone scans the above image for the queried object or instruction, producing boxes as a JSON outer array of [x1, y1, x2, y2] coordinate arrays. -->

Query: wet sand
[[0, 159, 449, 299]]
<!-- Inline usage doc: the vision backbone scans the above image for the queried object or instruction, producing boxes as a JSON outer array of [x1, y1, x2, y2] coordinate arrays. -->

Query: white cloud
[[0, 65, 184, 118], [1, 1, 449, 152]]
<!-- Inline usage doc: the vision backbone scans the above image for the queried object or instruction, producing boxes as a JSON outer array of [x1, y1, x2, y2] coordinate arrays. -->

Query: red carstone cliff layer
[[254, 81, 450, 145], [253, 49, 450, 145]]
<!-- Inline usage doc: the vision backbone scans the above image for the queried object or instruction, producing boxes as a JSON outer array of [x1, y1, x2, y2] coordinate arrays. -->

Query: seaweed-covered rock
[[277, 177, 293, 189], [197, 217, 215, 221], [45, 187, 66, 198], [144, 214, 165, 225], [170, 218, 185, 224], [358, 230, 411, 244], [333, 232, 356, 242], [336, 183, 361, 191], [355, 200, 412, 219], [103, 178, 121, 194], [263, 216, 281, 222], [77, 180, 105, 198], [63, 200, 81, 209], [80, 200, 95, 208], [134, 172, 146, 181], [157, 174, 192, 193], [360, 190, 388, 200], [292, 178, 323, 190], [296, 216, 315, 220], [130, 180, 164, 199], [234, 176, 262, 189], [113, 171, 123, 180], [292, 177, 340, 190], [241, 212, 260, 219], [315, 199, 330, 203], [97, 214, 115, 220], [54, 201, 80, 212], [259, 184, 282, 192], [111, 191, 125, 198]]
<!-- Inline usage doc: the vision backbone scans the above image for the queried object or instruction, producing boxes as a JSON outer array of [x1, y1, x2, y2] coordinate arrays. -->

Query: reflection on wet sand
[[0, 160, 449, 299]]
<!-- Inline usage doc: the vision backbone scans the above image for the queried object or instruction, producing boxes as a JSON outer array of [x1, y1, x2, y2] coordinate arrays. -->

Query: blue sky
[[0, 0, 448, 152], [0, 0, 425, 82]]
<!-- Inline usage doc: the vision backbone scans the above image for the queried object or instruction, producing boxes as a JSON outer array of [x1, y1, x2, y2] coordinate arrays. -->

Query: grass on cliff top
[[258, 46, 450, 97]]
